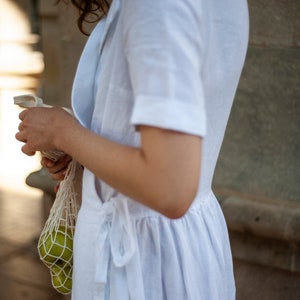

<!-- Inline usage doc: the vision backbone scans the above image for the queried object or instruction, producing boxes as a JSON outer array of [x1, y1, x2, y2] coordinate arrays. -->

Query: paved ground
[[0, 189, 299, 300], [0, 189, 69, 300]]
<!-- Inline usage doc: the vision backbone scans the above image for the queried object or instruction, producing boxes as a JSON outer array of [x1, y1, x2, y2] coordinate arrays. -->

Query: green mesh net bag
[[14, 94, 82, 295]]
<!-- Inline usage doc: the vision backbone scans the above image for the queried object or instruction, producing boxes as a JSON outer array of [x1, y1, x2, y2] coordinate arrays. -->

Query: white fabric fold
[[94, 198, 136, 300]]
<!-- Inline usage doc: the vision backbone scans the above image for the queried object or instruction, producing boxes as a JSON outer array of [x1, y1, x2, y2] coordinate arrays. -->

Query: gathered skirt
[[71, 191, 235, 300]]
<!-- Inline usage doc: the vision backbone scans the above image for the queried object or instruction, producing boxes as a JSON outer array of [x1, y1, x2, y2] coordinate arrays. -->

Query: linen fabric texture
[[71, 0, 249, 299]]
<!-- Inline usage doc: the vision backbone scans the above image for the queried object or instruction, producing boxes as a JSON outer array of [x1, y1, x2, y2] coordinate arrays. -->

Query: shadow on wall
[[0, 0, 44, 194]]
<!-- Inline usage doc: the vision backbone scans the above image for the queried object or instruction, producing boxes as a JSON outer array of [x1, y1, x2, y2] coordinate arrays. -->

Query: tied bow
[[94, 197, 137, 299]]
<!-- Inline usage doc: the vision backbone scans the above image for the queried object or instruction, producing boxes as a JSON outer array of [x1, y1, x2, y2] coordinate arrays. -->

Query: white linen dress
[[71, 0, 249, 299]]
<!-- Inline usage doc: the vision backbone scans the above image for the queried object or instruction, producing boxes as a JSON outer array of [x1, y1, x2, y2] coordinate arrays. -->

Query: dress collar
[[71, 0, 121, 128], [99, 0, 121, 55]]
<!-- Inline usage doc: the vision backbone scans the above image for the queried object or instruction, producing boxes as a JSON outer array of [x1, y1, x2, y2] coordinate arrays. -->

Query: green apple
[[51, 265, 72, 295], [38, 226, 73, 266]]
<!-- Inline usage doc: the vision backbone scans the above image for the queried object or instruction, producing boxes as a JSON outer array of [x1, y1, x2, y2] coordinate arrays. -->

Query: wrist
[[53, 111, 80, 154]]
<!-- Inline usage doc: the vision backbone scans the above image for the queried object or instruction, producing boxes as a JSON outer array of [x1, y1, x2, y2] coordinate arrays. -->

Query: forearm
[[60, 124, 147, 200], [56, 121, 201, 218]]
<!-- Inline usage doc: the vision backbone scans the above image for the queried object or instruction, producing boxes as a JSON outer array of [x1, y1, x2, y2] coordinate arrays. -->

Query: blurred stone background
[[0, 0, 299, 299], [214, 0, 300, 275]]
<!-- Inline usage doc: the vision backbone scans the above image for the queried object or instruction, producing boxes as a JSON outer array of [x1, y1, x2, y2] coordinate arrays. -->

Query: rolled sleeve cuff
[[130, 95, 206, 137]]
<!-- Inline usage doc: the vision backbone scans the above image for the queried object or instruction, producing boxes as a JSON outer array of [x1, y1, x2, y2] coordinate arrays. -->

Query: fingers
[[41, 155, 72, 181], [50, 169, 67, 181], [15, 121, 34, 157], [15, 130, 26, 143], [16, 110, 28, 143], [41, 155, 72, 169], [18, 109, 28, 121], [40, 157, 54, 168], [16, 107, 53, 155], [54, 183, 60, 193], [16, 118, 27, 143], [15, 127, 36, 156], [18, 122, 24, 131], [21, 143, 36, 156]]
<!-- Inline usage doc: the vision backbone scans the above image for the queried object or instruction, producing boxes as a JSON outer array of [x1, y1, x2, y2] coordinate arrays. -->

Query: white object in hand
[[14, 94, 72, 114], [13, 94, 70, 161]]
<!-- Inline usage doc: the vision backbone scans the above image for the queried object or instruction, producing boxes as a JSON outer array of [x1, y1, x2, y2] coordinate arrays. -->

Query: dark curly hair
[[58, 0, 111, 35]]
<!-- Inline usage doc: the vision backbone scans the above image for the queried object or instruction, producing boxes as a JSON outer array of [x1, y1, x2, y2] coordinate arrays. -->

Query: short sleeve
[[124, 0, 206, 137]]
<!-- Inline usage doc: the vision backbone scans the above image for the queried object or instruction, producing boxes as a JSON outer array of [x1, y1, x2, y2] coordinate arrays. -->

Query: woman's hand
[[41, 155, 72, 181], [15, 106, 76, 156]]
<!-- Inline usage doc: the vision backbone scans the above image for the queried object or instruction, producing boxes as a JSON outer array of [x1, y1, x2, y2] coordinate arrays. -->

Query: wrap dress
[[71, 0, 249, 299]]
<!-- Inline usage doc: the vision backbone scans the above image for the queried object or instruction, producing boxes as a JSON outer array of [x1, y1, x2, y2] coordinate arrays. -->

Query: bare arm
[[16, 107, 202, 218]]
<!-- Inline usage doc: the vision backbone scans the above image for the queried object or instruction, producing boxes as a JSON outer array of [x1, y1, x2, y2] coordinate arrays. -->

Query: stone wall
[[214, 0, 300, 203], [213, 0, 300, 272]]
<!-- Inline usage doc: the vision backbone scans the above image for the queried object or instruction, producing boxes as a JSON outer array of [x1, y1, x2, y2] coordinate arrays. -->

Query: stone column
[[38, 0, 89, 108]]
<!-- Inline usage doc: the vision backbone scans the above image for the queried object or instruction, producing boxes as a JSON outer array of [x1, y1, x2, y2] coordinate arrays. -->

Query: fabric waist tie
[[94, 197, 137, 300]]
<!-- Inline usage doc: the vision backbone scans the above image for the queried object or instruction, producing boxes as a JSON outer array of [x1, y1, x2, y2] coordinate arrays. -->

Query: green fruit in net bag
[[51, 265, 72, 295], [38, 226, 73, 266]]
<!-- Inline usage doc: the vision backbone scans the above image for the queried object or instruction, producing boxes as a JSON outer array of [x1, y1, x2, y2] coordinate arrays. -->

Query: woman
[[16, 0, 249, 299]]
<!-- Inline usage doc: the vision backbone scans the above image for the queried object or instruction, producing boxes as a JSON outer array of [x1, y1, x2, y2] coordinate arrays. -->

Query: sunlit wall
[[0, 0, 44, 194]]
